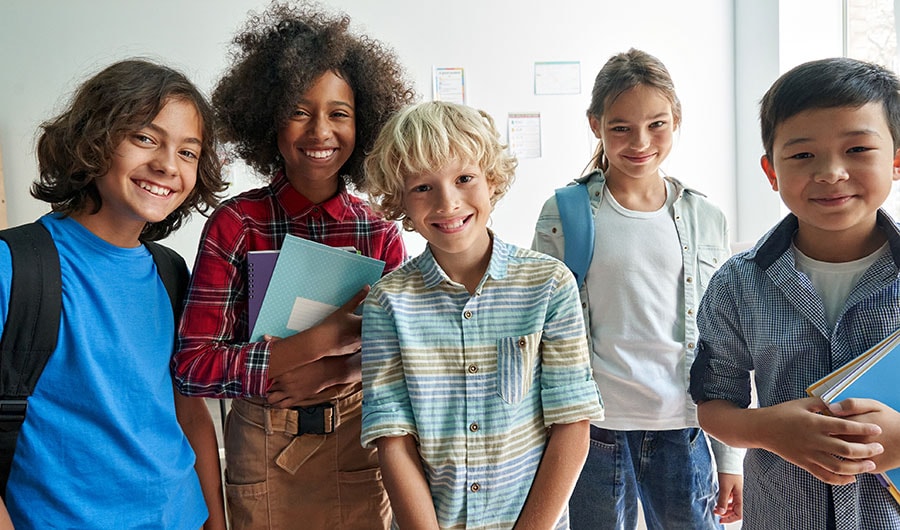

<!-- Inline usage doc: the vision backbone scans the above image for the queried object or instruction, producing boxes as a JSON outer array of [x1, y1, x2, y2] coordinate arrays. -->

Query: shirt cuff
[[710, 436, 745, 475], [541, 380, 604, 427]]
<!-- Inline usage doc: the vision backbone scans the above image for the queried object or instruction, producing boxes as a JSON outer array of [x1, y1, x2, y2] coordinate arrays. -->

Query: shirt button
[[551, 227, 558, 233], [683, 245, 689, 250], [686, 277, 693, 284], [688, 342, 695, 349], [468, 364, 478, 374], [687, 308, 694, 316], [464, 310, 473, 319], [582, 302, 587, 308], [469, 423, 479, 432], [470, 483, 480, 492], [518, 338, 526, 348]]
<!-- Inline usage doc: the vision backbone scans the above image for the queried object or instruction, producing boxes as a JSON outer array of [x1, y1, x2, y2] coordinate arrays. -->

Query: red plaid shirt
[[173, 172, 406, 397]]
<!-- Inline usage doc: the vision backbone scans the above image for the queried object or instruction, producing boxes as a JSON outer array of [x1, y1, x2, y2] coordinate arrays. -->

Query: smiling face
[[277, 70, 356, 203], [762, 103, 900, 260], [590, 83, 675, 184], [402, 158, 496, 275], [72, 98, 202, 247]]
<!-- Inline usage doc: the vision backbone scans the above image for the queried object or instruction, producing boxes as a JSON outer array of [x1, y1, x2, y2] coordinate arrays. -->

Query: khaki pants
[[224, 391, 391, 529]]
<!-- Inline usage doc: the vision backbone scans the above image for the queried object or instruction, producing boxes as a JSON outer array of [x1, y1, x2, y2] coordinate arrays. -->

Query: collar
[[750, 210, 900, 270], [417, 231, 510, 292], [270, 170, 353, 222], [574, 169, 704, 203]]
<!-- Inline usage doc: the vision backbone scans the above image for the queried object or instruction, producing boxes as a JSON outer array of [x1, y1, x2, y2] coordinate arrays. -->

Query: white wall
[[0, 0, 737, 265]]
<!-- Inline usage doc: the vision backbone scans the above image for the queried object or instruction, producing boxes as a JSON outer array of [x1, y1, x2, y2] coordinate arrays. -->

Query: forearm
[[0, 499, 13, 530], [174, 391, 226, 530], [268, 325, 353, 378], [697, 399, 761, 449], [516, 421, 590, 530], [375, 436, 439, 530]]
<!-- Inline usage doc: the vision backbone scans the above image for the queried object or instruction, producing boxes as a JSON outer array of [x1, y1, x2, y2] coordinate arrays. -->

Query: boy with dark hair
[[691, 57, 900, 529], [0, 58, 228, 529]]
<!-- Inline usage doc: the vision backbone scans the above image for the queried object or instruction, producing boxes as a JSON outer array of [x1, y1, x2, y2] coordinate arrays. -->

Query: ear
[[893, 148, 900, 182], [760, 154, 778, 191], [588, 115, 603, 139]]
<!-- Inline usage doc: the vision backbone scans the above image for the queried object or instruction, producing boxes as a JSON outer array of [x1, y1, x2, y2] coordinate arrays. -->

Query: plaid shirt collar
[[271, 170, 354, 222]]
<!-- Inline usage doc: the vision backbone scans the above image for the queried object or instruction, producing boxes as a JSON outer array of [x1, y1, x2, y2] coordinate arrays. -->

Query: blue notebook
[[249, 235, 385, 342], [807, 327, 900, 503]]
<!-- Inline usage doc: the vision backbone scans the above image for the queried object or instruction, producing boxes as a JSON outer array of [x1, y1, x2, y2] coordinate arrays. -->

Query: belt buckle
[[291, 403, 335, 435]]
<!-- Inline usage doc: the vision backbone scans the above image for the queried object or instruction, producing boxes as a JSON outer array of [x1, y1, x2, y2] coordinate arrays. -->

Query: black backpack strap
[[144, 240, 189, 322], [0, 222, 61, 497]]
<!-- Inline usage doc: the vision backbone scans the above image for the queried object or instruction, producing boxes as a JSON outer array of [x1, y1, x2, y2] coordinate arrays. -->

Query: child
[[360, 100, 604, 529], [532, 48, 743, 529], [691, 57, 900, 528], [0, 58, 227, 529], [171, 3, 415, 529]]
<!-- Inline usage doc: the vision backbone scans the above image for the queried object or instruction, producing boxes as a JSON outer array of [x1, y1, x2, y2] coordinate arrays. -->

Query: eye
[[457, 174, 475, 184], [179, 149, 200, 161], [290, 108, 310, 119], [611, 126, 629, 133], [787, 152, 814, 160], [409, 183, 431, 193], [133, 133, 156, 145], [332, 110, 352, 119], [847, 146, 873, 153], [650, 120, 666, 129]]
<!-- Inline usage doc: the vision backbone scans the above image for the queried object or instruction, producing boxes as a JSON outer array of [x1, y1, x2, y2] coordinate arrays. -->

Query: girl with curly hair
[[172, 3, 415, 528]]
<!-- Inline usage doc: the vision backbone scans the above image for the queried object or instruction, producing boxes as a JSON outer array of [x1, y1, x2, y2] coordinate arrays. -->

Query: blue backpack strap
[[554, 183, 594, 288], [0, 222, 61, 498]]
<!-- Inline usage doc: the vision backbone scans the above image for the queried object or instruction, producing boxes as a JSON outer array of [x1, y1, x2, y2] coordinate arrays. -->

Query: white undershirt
[[586, 180, 691, 430], [792, 241, 888, 329]]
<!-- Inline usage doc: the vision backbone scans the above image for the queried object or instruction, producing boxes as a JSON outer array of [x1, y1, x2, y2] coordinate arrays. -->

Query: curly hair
[[363, 101, 518, 232], [31, 58, 226, 241], [586, 48, 682, 173], [214, 1, 416, 187]]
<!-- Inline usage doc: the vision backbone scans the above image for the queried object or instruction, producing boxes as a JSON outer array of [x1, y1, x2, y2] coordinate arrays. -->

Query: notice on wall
[[534, 61, 581, 95], [432, 67, 466, 104], [508, 112, 542, 159]]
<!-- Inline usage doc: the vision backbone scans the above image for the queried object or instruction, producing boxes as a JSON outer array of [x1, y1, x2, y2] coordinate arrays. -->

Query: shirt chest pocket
[[697, 245, 729, 289], [496, 330, 542, 404]]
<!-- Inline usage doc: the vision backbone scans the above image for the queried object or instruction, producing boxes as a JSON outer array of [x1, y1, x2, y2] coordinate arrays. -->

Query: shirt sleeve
[[539, 263, 604, 426], [689, 262, 755, 409], [531, 195, 565, 261], [0, 241, 11, 338], [377, 221, 407, 274], [360, 284, 417, 447], [173, 206, 271, 398]]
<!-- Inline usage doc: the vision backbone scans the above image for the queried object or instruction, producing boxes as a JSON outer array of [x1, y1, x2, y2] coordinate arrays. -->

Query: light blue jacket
[[532, 169, 742, 474]]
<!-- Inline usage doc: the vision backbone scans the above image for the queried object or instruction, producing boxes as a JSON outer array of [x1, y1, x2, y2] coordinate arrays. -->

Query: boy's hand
[[759, 397, 883, 485], [715, 472, 743, 524], [829, 398, 900, 474]]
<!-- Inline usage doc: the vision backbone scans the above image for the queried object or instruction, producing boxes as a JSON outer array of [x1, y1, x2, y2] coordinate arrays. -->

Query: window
[[846, 0, 900, 217]]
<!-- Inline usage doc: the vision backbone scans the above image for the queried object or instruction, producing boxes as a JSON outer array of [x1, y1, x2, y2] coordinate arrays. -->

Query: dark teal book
[[807, 327, 900, 503], [249, 235, 384, 342]]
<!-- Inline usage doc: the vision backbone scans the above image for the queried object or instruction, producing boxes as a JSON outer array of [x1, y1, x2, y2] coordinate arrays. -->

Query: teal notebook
[[249, 235, 385, 342], [807, 327, 900, 504]]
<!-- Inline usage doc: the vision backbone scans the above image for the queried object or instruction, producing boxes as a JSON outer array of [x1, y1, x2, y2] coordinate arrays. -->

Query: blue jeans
[[569, 426, 723, 530]]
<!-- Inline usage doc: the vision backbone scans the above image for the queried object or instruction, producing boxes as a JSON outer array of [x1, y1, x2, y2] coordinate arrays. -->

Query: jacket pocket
[[697, 245, 729, 289], [496, 330, 542, 404]]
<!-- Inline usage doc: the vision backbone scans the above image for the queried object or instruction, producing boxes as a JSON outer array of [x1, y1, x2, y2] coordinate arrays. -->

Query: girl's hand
[[829, 398, 900, 474], [267, 352, 361, 407]]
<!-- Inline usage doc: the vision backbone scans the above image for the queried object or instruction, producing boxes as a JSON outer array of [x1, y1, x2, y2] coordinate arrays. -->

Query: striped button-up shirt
[[361, 235, 604, 529], [174, 172, 405, 398], [690, 211, 900, 529]]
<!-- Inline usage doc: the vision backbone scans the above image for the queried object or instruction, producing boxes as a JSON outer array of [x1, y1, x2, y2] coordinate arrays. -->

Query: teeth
[[438, 218, 465, 230], [138, 181, 171, 197], [305, 149, 335, 159]]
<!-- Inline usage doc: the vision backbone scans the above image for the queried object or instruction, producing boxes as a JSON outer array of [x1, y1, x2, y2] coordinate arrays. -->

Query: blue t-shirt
[[0, 214, 206, 529]]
